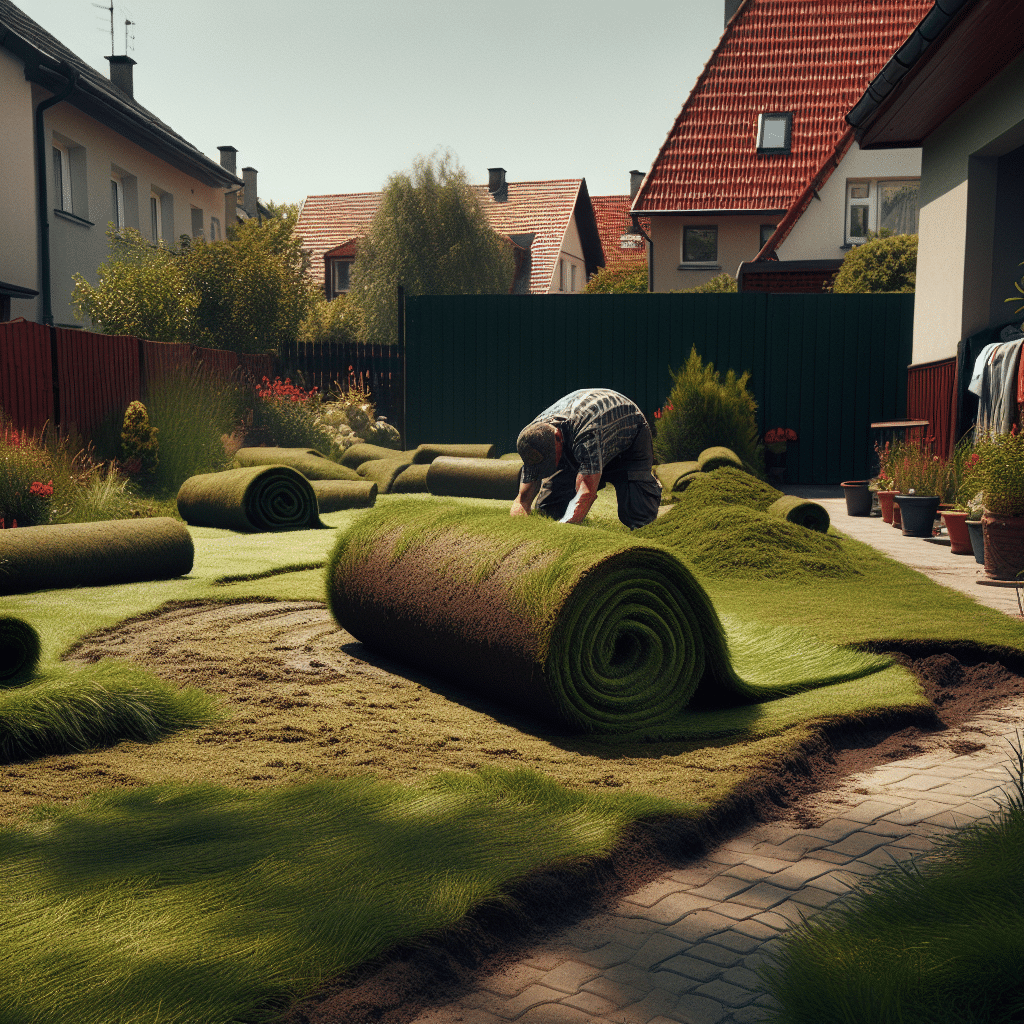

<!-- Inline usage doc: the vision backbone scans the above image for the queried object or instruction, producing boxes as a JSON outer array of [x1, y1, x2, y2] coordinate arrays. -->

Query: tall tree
[[350, 151, 515, 347]]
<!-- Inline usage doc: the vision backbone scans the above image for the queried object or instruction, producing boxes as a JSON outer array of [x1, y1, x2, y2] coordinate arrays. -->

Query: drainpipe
[[631, 215, 653, 293], [33, 62, 78, 325]]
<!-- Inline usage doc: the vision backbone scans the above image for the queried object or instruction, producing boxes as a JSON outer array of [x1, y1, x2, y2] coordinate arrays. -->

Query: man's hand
[[560, 473, 601, 524], [511, 479, 540, 517]]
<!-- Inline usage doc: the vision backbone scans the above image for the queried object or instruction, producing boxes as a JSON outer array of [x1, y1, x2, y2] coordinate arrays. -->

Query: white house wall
[[649, 215, 770, 291], [776, 142, 921, 260], [912, 50, 1024, 364], [0, 47, 40, 319], [549, 215, 587, 293]]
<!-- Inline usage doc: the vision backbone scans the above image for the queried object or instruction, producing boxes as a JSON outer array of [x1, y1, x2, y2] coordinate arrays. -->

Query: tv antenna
[[125, 18, 135, 53], [92, 1, 114, 53]]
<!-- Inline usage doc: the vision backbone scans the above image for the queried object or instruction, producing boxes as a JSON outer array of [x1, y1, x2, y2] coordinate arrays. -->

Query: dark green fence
[[404, 292, 913, 484]]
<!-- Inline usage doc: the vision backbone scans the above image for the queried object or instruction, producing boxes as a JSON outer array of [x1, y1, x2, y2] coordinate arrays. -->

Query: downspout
[[631, 215, 654, 293], [33, 62, 78, 325]]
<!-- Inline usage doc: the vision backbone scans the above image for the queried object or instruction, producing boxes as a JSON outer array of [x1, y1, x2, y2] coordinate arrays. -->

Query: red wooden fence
[[907, 357, 958, 459], [0, 320, 274, 436]]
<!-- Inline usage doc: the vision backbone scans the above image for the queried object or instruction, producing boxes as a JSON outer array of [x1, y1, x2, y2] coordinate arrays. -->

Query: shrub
[[583, 265, 647, 294], [251, 377, 335, 453], [298, 295, 361, 346], [653, 347, 764, 474], [0, 424, 54, 528], [973, 427, 1024, 516], [120, 401, 159, 481], [831, 234, 917, 293], [677, 272, 737, 294]]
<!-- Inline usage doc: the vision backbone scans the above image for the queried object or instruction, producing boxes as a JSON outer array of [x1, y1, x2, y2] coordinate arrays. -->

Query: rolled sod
[[339, 443, 411, 469], [310, 480, 377, 513], [0, 518, 194, 596], [412, 443, 499, 464], [177, 466, 323, 532], [327, 502, 884, 736], [426, 456, 523, 500], [356, 456, 415, 494], [767, 495, 831, 534], [234, 447, 361, 481], [390, 464, 431, 493], [697, 446, 744, 472], [0, 617, 41, 687], [655, 461, 701, 493]]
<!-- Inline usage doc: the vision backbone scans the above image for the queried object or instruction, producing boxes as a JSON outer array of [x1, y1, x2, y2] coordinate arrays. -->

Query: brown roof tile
[[591, 196, 648, 267]]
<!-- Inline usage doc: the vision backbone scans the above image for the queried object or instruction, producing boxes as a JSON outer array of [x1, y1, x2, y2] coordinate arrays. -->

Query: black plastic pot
[[840, 480, 872, 516], [894, 494, 941, 538], [966, 519, 985, 565]]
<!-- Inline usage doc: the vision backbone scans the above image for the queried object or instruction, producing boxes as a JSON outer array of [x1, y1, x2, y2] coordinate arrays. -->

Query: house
[[0, 0, 252, 326], [590, 172, 650, 274], [629, 0, 931, 293], [294, 169, 605, 299], [848, 0, 1024, 365]]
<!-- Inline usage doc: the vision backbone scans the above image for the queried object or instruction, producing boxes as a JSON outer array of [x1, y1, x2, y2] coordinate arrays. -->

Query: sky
[[15, 0, 727, 205]]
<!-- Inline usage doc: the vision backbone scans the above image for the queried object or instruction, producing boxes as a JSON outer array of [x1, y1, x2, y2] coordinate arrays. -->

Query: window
[[846, 179, 919, 244], [760, 224, 777, 250], [756, 112, 792, 154], [110, 177, 125, 229], [682, 226, 718, 264], [190, 207, 205, 239], [210, 217, 221, 241], [53, 144, 72, 212], [570, 264, 578, 292], [149, 193, 162, 243], [330, 259, 351, 296], [558, 259, 567, 292]]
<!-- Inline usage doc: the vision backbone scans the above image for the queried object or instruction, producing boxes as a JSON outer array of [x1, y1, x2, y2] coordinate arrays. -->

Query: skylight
[[757, 112, 793, 154]]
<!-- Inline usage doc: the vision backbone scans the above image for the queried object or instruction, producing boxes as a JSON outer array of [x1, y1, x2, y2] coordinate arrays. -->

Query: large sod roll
[[0, 518, 194, 595], [426, 456, 523, 500], [357, 456, 415, 494], [234, 447, 361, 481], [340, 443, 412, 469], [390, 464, 431, 493], [177, 465, 323, 531], [327, 501, 747, 734], [767, 495, 830, 534], [0, 617, 41, 686], [655, 461, 701, 494], [697, 446, 744, 472], [311, 479, 378, 512], [412, 443, 499, 464]]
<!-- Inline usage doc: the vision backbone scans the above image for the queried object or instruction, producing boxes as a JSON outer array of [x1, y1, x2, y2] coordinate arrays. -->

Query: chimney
[[488, 167, 508, 201], [218, 146, 238, 176], [242, 166, 258, 219], [105, 55, 136, 99], [629, 170, 644, 203], [724, 0, 743, 27]]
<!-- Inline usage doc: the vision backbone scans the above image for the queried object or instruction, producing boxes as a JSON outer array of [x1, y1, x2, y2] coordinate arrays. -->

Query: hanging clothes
[[975, 333, 1023, 436]]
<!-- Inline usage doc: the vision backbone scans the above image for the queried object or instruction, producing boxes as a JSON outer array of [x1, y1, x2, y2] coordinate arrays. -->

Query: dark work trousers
[[534, 422, 662, 529]]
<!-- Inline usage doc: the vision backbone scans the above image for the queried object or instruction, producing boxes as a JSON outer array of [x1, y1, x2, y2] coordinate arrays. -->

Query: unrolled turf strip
[[0, 518, 194, 595], [234, 447, 362, 481], [356, 457, 415, 493], [177, 465, 323, 532], [426, 456, 523, 500], [767, 494, 831, 534], [390, 464, 431, 493], [655, 461, 701, 493], [697, 446, 744, 472], [412, 443, 499, 464], [0, 617, 41, 686], [339, 443, 415, 469], [326, 501, 890, 736], [310, 479, 378, 512]]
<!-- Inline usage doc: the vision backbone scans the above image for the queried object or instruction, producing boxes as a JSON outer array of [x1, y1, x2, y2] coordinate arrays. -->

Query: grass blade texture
[[309, 479, 377, 512], [0, 518, 194, 595], [177, 466, 324, 532], [0, 616, 41, 686], [412, 442, 500, 463], [233, 447, 362, 481], [326, 501, 892, 737], [426, 455, 523, 499]]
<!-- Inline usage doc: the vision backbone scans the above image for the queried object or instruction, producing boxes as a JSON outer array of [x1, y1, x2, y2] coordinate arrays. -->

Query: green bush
[[677, 272, 737, 294], [582, 264, 647, 294], [831, 234, 917, 293], [251, 377, 336, 453], [0, 424, 54, 527], [120, 401, 159, 481], [298, 295, 361, 346], [653, 347, 764, 474]]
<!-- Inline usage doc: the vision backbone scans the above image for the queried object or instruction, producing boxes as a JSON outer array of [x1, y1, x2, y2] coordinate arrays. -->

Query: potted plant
[[972, 426, 1024, 580], [873, 440, 899, 523], [889, 438, 948, 537], [939, 441, 980, 555], [840, 479, 872, 516]]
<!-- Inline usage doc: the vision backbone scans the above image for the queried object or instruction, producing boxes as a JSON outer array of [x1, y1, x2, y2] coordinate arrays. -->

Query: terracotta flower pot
[[895, 494, 941, 537], [940, 510, 973, 555], [840, 480, 872, 516], [892, 501, 902, 528], [877, 489, 898, 524], [981, 512, 1024, 581]]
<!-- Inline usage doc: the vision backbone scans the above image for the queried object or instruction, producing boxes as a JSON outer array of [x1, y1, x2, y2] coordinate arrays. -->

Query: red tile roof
[[632, 0, 931, 214], [591, 196, 648, 267], [296, 180, 600, 295]]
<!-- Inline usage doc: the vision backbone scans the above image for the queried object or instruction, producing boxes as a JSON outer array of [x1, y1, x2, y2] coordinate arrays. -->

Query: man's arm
[[511, 478, 541, 517], [559, 472, 601, 524]]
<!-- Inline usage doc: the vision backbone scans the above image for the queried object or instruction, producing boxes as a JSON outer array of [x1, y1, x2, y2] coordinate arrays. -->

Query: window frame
[[681, 225, 719, 266], [110, 177, 125, 230], [845, 178, 920, 246], [53, 144, 73, 212], [149, 193, 162, 243], [756, 112, 793, 155], [329, 258, 352, 297]]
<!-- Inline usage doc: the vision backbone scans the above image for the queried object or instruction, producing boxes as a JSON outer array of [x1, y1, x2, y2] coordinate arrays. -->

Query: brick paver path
[[410, 699, 1022, 1024]]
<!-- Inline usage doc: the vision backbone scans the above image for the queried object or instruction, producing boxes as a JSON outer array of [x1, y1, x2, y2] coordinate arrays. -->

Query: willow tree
[[350, 152, 515, 347]]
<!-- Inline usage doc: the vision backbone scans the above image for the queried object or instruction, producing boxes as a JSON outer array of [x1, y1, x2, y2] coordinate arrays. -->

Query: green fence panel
[[404, 292, 913, 484]]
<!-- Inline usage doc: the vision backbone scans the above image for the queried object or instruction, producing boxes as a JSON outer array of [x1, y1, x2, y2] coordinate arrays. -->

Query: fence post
[[396, 284, 407, 445], [48, 324, 61, 429]]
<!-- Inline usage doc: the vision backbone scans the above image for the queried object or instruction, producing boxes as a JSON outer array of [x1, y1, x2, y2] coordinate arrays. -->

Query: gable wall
[[648, 215, 770, 291]]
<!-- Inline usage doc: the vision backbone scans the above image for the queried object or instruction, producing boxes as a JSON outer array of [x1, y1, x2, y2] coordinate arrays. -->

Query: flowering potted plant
[[972, 426, 1024, 579], [873, 440, 899, 523], [888, 438, 948, 537], [939, 441, 980, 555]]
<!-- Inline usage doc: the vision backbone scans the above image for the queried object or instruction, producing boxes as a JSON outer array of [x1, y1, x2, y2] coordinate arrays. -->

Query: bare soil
[[19, 600, 1021, 1023]]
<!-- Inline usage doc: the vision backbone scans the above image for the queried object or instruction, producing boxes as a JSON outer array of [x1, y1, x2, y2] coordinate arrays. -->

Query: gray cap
[[516, 421, 558, 478]]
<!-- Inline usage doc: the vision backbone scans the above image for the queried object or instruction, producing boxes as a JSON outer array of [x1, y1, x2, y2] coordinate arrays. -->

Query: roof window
[[756, 112, 792, 155]]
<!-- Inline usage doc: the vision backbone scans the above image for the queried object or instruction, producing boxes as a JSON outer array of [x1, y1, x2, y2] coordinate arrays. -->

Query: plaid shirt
[[522, 389, 648, 482]]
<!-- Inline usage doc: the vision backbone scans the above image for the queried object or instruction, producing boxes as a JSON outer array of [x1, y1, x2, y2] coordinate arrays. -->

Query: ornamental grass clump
[[653, 347, 764, 475], [973, 427, 1024, 516], [886, 438, 950, 496]]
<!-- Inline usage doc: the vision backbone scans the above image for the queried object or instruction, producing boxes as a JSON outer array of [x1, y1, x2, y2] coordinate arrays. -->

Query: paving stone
[[730, 882, 793, 910], [666, 910, 743, 942], [686, 941, 744, 967], [479, 984, 564, 1020], [729, 919, 783, 941], [574, 940, 640, 969], [562, 989, 621, 1016], [410, 1007, 505, 1024], [665, 864, 726, 887], [516, 1005, 595, 1024], [887, 832, 940, 850], [670, 993, 732, 1024], [581, 972, 649, 1008], [538, 959, 602, 994], [656, 954, 722, 983], [883, 772, 952, 792], [789, 883, 843, 909], [707, 850, 792, 873], [626, 891, 716, 925], [706, 930, 763, 954], [479, 964, 546, 997], [693, 978, 758, 1008], [825, 832, 890, 857], [685, 875, 757, 901], [600, 962, 660, 995], [727, 841, 802, 863], [766, 857, 838, 889], [627, 878, 695, 907], [834, 798, 911, 823], [884, 800, 968, 826], [797, 870, 853, 895], [520, 951, 565, 971], [614, 989, 683, 1024], [633, 932, 690, 970], [727, 1005, 773, 1023], [705, 901, 761, 921], [858, 845, 919, 869], [806, 848, 854, 864], [861, 818, 927, 838], [718, 964, 766, 991], [797, 817, 864, 842], [721, 863, 770, 883]]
